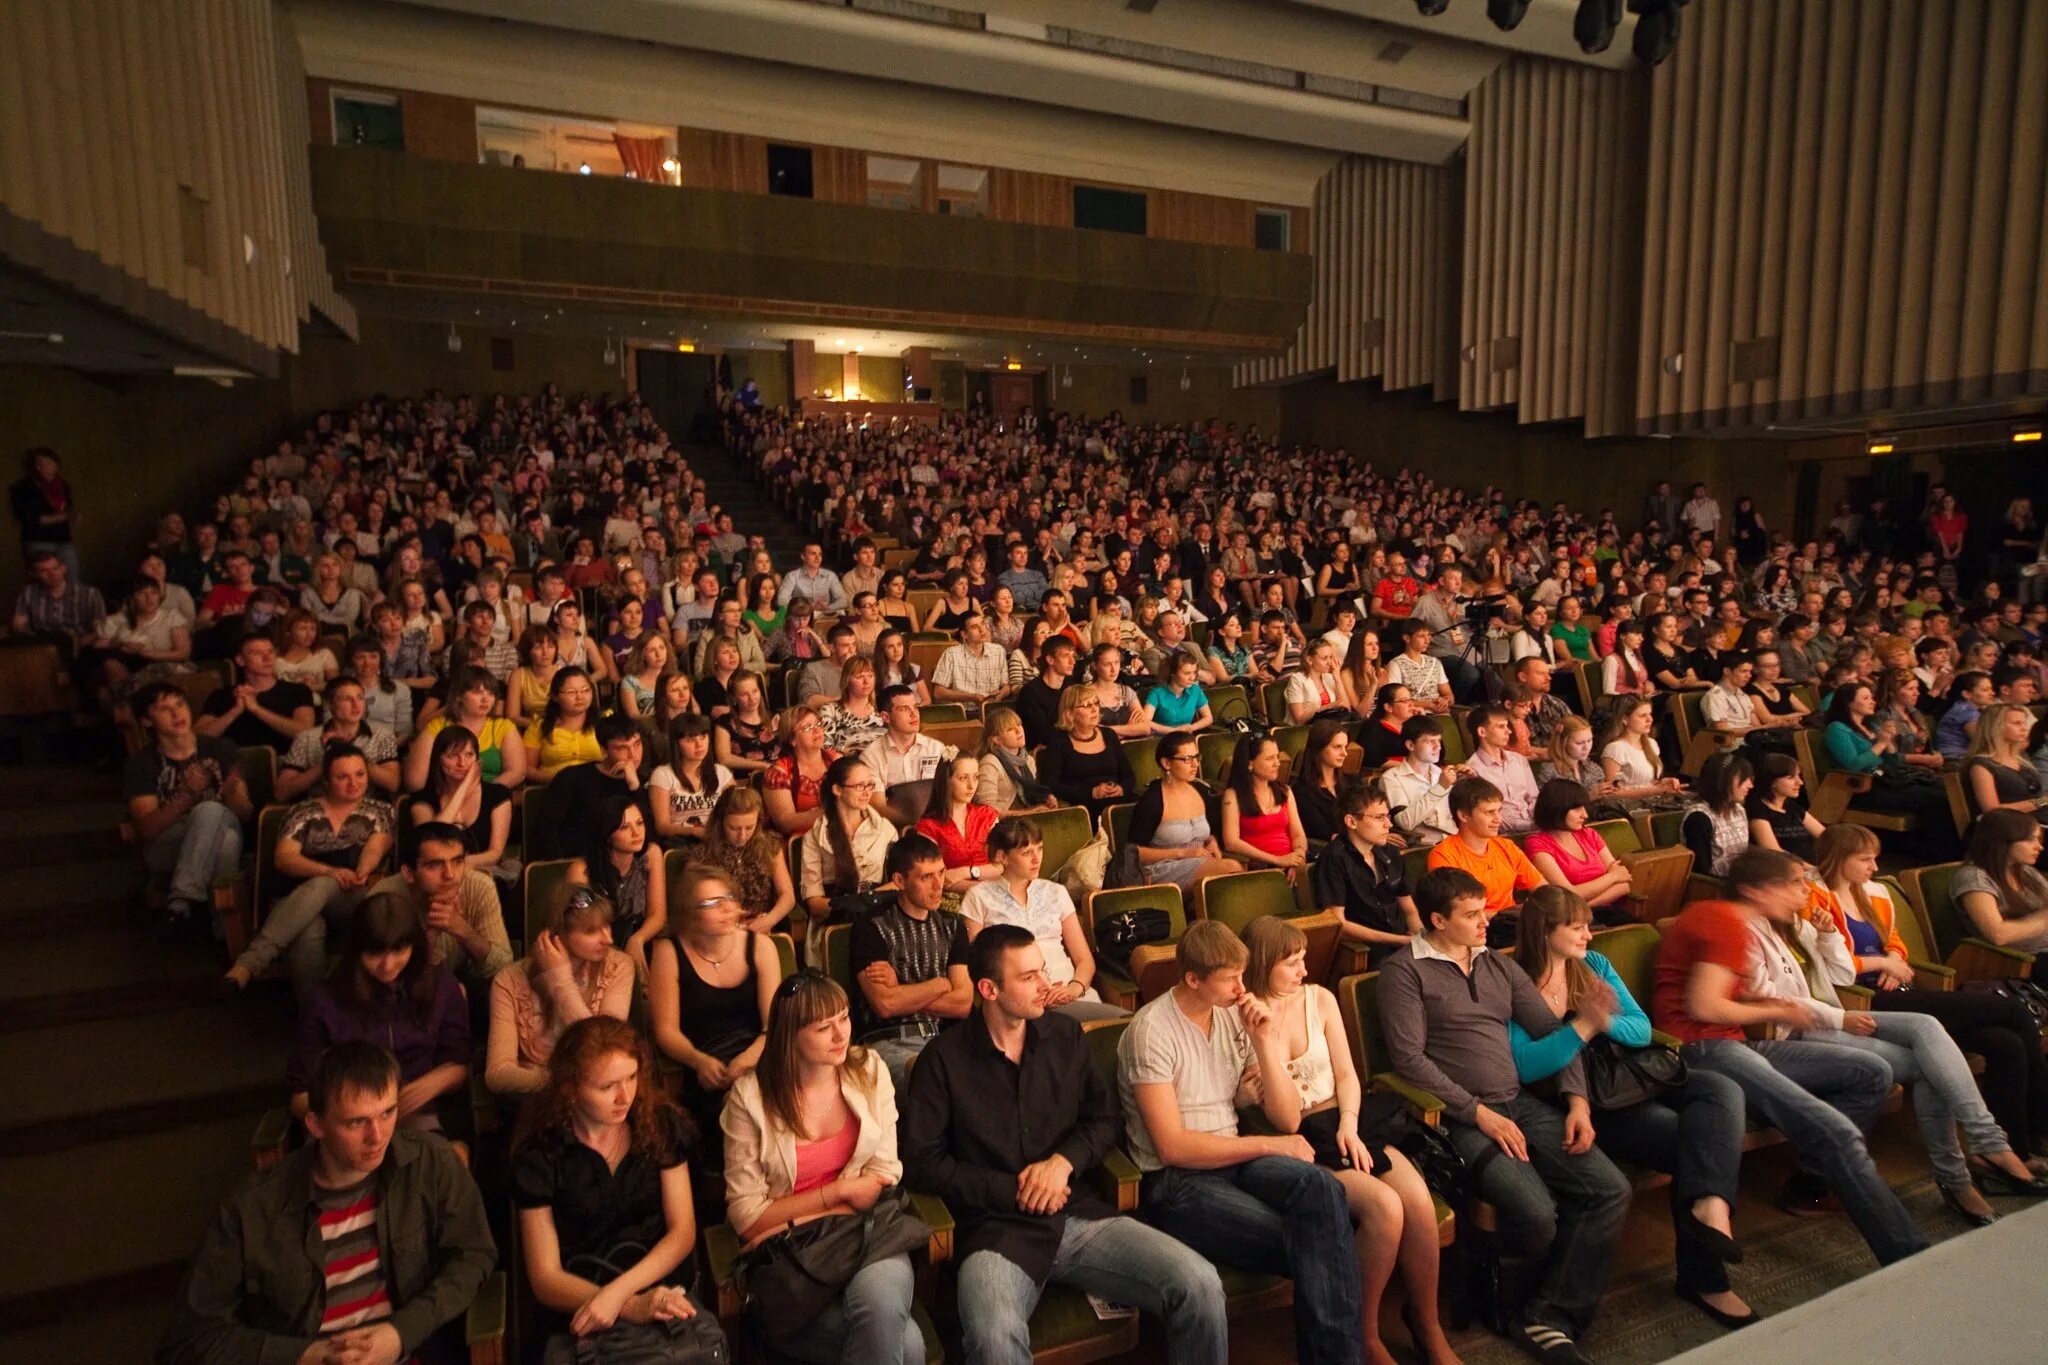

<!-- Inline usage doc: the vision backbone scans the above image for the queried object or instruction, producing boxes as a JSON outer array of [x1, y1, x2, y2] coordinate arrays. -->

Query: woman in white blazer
[[721, 972, 919, 1365]]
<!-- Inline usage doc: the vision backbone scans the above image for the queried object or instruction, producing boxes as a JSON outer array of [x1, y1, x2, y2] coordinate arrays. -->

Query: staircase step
[[0, 926, 222, 1016], [3, 857, 146, 908], [0, 998, 290, 1147], [0, 1288, 178, 1361], [0, 763, 121, 807], [0, 1113, 264, 1306]]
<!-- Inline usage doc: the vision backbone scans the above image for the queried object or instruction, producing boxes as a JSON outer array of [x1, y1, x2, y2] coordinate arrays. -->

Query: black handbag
[[733, 1187, 932, 1339], [543, 1316, 729, 1365], [1094, 906, 1172, 972], [1962, 978, 2048, 1032], [1578, 1036, 1687, 1112]]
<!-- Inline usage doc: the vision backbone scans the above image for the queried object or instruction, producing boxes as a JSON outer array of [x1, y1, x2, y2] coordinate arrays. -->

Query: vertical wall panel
[[1636, 0, 2048, 431]]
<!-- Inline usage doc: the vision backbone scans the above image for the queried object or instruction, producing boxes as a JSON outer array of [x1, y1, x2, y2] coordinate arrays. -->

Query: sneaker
[[1508, 1318, 1592, 1365]]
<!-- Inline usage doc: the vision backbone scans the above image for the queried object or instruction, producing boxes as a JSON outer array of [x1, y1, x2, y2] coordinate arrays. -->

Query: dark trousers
[[1871, 986, 2048, 1153], [1588, 1069, 1746, 1294]]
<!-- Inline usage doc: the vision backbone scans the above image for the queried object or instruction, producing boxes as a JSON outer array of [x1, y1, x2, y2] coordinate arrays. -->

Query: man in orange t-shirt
[[1426, 777, 1543, 947], [1650, 848, 1927, 1265]]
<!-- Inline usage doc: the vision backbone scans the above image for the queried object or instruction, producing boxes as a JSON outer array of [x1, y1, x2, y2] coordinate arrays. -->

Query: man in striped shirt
[[162, 1043, 494, 1364]]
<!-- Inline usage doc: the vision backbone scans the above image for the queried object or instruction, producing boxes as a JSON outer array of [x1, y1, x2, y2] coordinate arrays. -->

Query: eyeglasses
[[841, 781, 877, 793], [692, 893, 740, 912]]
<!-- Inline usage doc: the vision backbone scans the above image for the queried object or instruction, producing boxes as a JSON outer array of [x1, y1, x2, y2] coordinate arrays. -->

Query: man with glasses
[[905, 925, 1228, 1365], [851, 833, 973, 1089]]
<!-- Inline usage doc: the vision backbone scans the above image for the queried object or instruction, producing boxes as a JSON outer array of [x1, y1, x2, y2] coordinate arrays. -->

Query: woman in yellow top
[[405, 666, 526, 789], [524, 666, 602, 782], [507, 625, 559, 724]]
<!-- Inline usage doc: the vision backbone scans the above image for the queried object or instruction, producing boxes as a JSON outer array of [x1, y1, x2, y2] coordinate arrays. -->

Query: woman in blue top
[[1144, 652, 1213, 734], [1820, 682, 1956, 852], [1507, 887, 1756, 1329]]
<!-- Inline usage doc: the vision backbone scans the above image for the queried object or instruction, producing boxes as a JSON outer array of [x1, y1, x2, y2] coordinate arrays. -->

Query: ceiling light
[[1866, 440, 1895, 456], [660, 156, 679, 174], [2015, 428, 2044, 444], [603, 334, 617, 365], [1575, 0, 1623, 53], [446, 323, 462, 353], [578, 162, 592, 175], [1487, 0, 1531, 30]]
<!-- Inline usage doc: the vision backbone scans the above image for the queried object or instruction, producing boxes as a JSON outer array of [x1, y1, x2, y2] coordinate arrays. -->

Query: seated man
[[1426, 776, 1544, 947], [796, 623, 858, 708], [531, 714, 649, 860], [1312, 781, 1419, 967], [930, 612, 1010, 714], [159, 1042, 495, 1365], [368, 821, 513, 989], [197, 632, 316, 754], [852, 833, 974, 1088], [1652, 847, 1928, 1266], [1015, 635, 1077, 751], [860, 685, 958, 825], [905, 924, 1227, 1365], [1380, 868, 1631, 1365], [125, 680, 254, 942], [1118, 921, 1361, 1365], [10, 546, 104, 651], [1378, 714, 1462, 847], [1461, 703, 1540, 833]]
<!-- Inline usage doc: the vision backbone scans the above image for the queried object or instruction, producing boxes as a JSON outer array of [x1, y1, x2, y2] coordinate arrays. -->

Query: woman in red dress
[[913, 754, 1001, 893]]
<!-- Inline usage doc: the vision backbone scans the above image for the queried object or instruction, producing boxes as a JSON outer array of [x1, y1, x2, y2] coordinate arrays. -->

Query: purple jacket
[[288, 969, 470, 1095]]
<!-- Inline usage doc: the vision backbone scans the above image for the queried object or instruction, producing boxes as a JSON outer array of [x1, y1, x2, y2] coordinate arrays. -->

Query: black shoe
[[1507, 1318, 1592, 1365], [151, 906, 207, 947], [1677, 1287, 1759, 1330], [1775, 1179, 1840, 1219], [1677, 1206, 1744, 1264], [1972, 1162, 2048, 1198], [1939, 1184, 1997, 1228]]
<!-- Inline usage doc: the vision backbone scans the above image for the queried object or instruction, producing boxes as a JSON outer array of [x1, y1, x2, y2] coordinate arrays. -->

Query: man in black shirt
[[1311, 782, 1419, 967], [904, 925, 1227, 1365], [197, 633, 315, 753], [532, 715, 649, 860], [851, 834, 972, 1089], [1014, 636, 1076, 751]]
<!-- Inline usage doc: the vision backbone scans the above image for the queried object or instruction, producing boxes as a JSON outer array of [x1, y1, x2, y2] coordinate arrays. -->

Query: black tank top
[[667, 932, 760, 1061]]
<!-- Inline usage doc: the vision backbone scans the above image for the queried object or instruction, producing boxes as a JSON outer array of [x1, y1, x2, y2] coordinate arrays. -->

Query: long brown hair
[[513, 1015, 681, 1163], [756, 973, 874, 1139], [1243, 914, 1308, 1000], [331, 892, 439, 1015], [1815, 823, 1883, 933], [1512, 885, 1612, 1016]]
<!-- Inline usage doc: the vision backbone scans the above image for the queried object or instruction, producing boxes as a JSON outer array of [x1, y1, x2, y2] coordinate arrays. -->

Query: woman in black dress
[[1037, 684, 1136, 820]]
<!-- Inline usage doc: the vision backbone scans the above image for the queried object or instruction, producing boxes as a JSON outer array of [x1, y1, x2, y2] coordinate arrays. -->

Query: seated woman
[[798, 757, 898, 962], [1874, 668, 1936, 758], [1143, 652, 1213, 735], [487, 884, 635, 1095], [617, 631, 675, 722], [1078, 643, 1154, 741], [1126, 732, 1244, 907], [649, 863, 782, 1147], [1290, 717, 1353, 844], [1219, 732, 1309, 880], [346, 633, 414, 742], [974, 705, 1056, 813], [1747, 647, 1813, 731], [1342, 625, 1386, 712], [569, 795, 668, 976], [1238, 916, 1457, 1365], [688, 786, 798, 934], [649, 713, 735, 845], [819, 656, 886, 754], [763, 705, 841, 839], [1681, 752, 1754, 880], [714, 669, 779, 779], [720, 973, 922, 1365], [273, 608, 339, 689], [1038, 685, 1136, 820], [1506, 887, 1755, 1326], [405, 666, 525, 792], [1533, 716, 1626, 820], [513, 1017, 725, 1361], [1284, 638, 1358, 724], [1953, 810, 2048, 974], [1359, 683, 1423, 770], [1964, 702, 2046, 821], [1815, 824, 2048, 1173], [523, 666, 602, 784], [1598, 620, 1655, 698], [507, 625, 559, 725], [1598, 697, 1694, 810], [407, 725, 515, 882], [1522, 780, 1636, 923], [958, 818, 1121, 1020], [1744, 751, 1825, 863], [914, 753, 1002, 892], [1823, 681, 1958, 854], [287, 892, 468, 1131], [1740, 862, 2047, 1225], [224, 743, 394, 996], [277, 676, 400, 801]]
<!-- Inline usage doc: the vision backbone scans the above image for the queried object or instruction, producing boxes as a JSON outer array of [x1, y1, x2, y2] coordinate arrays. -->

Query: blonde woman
[[618, 632, 675, 721], [1597, 697, 1688, 802], [1963, 702, 2046, 819]]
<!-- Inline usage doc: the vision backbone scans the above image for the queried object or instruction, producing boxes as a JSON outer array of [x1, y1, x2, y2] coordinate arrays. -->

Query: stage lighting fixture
[[1487, 0, 1531, 30], [1413, 0, 1450, 16], [1629, 0, 1683, 64], [1575, 0, 1623, 53]]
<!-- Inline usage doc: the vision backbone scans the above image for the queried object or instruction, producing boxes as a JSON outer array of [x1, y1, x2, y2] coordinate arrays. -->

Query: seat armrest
[[251, 1106, 293, 1170], [1088, 1148, 1143, 1212], [704, 1223, 743, 1320], [1909, 959, 1957, 990], [1650, 1029, 1684, 1051], [1950, 938, 2039, 982], [1370, 1072, 1447, 1126], [465, 1271, 506, 1364], [1837, 982, 1875, 1007], [909, 1191, 954, 1265]]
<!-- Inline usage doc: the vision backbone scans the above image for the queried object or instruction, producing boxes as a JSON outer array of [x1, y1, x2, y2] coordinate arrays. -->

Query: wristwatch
[[969, 866, 982, 881]]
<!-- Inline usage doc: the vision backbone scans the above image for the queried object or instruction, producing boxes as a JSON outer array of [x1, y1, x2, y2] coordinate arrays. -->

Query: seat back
[[1672, 690, 1706, 750], [1198, 730, 1238, 783], [1401, 844, 1434, 889], [919, 702, 967, 725], [770, 932, 798, 980], [822, 921, 854, 993], [236, 746, 278, 813], [1875, 875, 1940, 965], [1591, 817, 1642, 856], [1123, 735, 1161, 791], [1337, 970, 1394, 1078], [249, 804, 291, 928], [908, 639, 949, 684], [1649, 808, 1688, 849], [1207, 683, 1252, 726], [1195, 869, 1295, 935], [1259, 681, 1289, 725], [1105, 802, 1136, 852], [1084, 883, 1188, 1004], [923, 720, 985, 756], [1013, 805, 1094, 882], [1589, 923, 1662, 1009], [522, 859, 577, 935], [1904, 863, 1969, 959], [1435, 711, 1469, 766], [1273, 724, 1310, 764], [1083, 1015, 1130, 1094]]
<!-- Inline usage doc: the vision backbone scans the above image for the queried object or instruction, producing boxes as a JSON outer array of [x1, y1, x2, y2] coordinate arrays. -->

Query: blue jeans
[[142, 799, 242, 911], [1684, 1037, 1928, 1264], [1588, 1069, 1746, 1294], [1446, 1092, 1632, 1333], [867, 1036, 931, 1097], [1141, 1157, 1357, 1365], [234, 873, 363, 998], [1822, 1011, 2013, 1187], [775, 1251, 921, 1365], [957, 1215, 1226, 1365]]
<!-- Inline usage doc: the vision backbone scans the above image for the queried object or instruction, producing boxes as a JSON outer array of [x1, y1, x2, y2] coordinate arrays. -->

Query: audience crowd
[[12, 383, 2048, 1365]]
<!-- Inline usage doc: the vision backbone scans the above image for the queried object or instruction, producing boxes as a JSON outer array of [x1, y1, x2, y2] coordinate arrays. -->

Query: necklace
[[690, 933, 737, 968]]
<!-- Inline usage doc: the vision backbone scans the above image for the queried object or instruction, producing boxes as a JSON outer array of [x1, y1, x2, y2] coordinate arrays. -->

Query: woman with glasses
[[720, 972, 921, 1365], [649, 863, 783, 1147], [486, 884, 634, 1096], [1126, 731, 1243, 908], [764, 705, 842, 839], [1359, 683, 1422, 770]]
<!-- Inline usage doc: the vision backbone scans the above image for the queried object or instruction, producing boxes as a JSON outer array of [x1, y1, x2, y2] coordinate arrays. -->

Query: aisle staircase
[[0, 761, 292, 1360], [685, 440, 811, 570]]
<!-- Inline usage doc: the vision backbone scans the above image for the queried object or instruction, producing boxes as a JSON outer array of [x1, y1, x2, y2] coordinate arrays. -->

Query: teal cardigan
[[1823, 719, 1900, 776], [1507, 950, 1653, 1082]]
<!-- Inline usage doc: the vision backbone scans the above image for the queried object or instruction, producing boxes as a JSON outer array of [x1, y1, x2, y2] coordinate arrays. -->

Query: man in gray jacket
[[1378, 868, 1629, 1365], [159, 1043, 495, 1365]]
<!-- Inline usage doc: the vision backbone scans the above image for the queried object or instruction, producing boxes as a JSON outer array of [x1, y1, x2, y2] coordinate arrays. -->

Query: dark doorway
[[638, 349, 720, 443]]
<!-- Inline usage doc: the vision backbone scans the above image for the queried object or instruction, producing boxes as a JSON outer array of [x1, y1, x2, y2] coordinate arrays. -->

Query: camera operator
[[1411, 566, 1484, 702]]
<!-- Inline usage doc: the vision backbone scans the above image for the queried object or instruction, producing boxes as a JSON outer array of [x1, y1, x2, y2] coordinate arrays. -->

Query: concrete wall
[[288, 314, 630, 415]]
